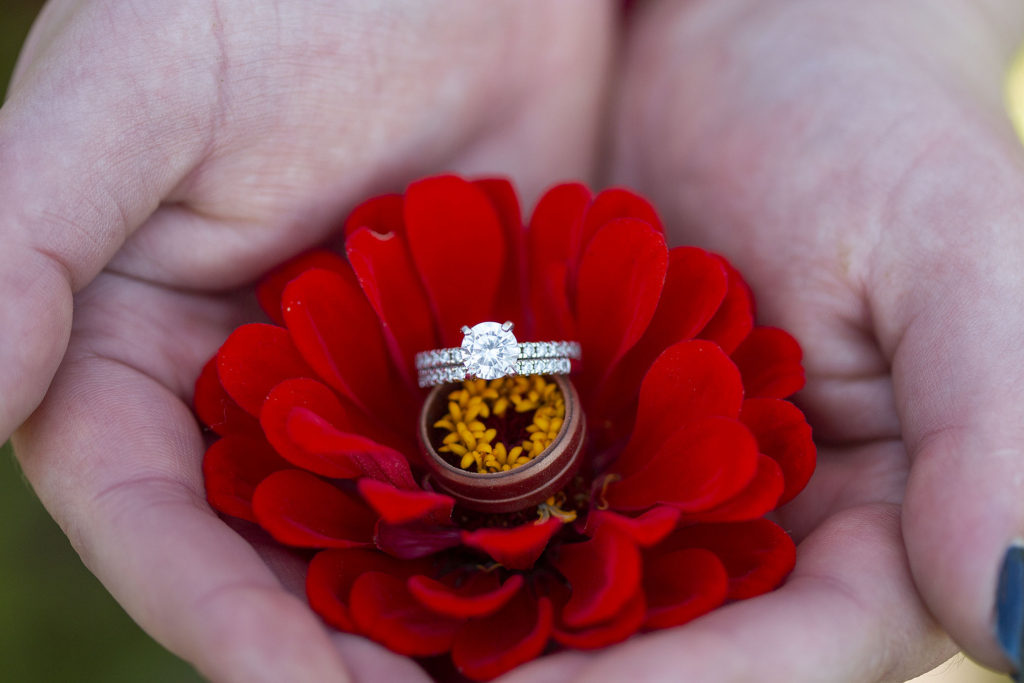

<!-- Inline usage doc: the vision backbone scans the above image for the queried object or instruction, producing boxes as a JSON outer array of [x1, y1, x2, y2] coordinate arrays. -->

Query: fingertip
[[903, 440, 1024, 674]]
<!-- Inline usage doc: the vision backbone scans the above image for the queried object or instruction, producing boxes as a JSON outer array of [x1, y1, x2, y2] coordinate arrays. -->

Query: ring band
[[416, 321, 580, 388]]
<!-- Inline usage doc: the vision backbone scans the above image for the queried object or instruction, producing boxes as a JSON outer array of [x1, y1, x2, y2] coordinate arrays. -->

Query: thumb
[[0, 2, 214, 440], [876, 153, 1024, 675]]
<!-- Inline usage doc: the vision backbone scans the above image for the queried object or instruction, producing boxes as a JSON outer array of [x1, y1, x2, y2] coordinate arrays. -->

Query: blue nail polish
[[997, 543, 1024, 676]]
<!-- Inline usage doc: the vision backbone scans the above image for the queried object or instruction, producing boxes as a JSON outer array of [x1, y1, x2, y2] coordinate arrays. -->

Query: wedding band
[[415, 321, 580, 388]]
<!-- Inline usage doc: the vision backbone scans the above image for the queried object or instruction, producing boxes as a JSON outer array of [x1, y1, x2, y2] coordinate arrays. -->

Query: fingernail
[[997, 542, 1024, 677]]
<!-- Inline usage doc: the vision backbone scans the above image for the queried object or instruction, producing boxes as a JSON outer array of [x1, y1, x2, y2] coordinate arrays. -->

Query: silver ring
[[415, 321, 580, 388]]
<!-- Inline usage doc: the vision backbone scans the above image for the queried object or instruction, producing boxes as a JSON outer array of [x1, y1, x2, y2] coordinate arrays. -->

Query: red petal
[[216, 323, 314, 416], [584, 506, 681, 548], [257, 250, 351, 325], [595, 248, 729, 418], [252, 469, 376, 548], [552, 526, 641, 628], [642, 547, 728, 630], [404, 175, 505, 346], [532, 261, 576, 341], [346, 227, 439, 386], [528, 182, 590, 262], [474, 178, 525, 326], [608, 416, 759, 512], [194, 357, 260, 436], [578, 187, 664, 252], [306, 548, 419, 633], [732, 327, 805, 399], [553, 588, 645, 650], [408, 572, 523, 618], [261, 378, 363, 478], [282, 268, 400, 417], [526, 182, 590, 339], [350, 571, 461, 656], [461, 519, 561, 570], [343, 193, 405, 238], [261, 378, 417, 482], [262, 376, 414, 460], [678, 454, 784, 523], [613, 340, 744, 478], [202, 435, 289, 522], [698, 256, 754, 354], [452, 594, 553, 681], [641, 247, 729, 347], [286, 407, 416, 489], [576, 218, 668, 389], [741, 398, 816, 505], [668, 519, 797, 599], [375, 520, 462, 559], [358, 478, 454, 525]]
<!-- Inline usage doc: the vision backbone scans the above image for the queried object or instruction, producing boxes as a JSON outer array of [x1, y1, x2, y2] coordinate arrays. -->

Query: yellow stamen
[[458, 424, 477, 450], [493, 397, 509, 416], [432, 374, 566, 474], [594, 473, 621, 511], [536, 494, 577, 524]]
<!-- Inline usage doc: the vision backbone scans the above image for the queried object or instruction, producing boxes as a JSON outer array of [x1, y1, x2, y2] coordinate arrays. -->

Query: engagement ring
[[415, 321, 580, 387]]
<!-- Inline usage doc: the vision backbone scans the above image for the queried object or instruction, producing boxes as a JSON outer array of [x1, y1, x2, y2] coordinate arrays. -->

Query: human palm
[[5, 1, 611, 681], [5, 0, 1023, 681], [528, 2, 1019, 681]]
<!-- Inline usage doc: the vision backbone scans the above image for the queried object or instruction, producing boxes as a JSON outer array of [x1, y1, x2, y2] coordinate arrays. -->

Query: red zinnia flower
[[195, 175, 815, 680]]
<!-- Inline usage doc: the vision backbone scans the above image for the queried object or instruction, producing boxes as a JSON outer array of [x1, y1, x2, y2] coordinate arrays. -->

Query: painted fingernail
[[997, 542, 1024, 678]]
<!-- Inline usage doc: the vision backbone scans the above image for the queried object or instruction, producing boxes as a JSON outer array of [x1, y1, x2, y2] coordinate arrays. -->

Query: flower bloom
[[196, 175, 815, 680]]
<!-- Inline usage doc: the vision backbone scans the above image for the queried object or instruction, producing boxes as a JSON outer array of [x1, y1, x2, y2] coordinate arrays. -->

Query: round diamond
[[461, 322, 519, 380]]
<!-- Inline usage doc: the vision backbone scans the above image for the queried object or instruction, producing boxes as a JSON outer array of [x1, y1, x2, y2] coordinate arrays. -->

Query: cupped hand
[[3, 1, 613, 681], [510, 1, 1022, 681]]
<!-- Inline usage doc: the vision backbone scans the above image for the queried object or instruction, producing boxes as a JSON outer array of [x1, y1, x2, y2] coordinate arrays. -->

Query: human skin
[[3, 0, 1024, 681], [537, 1, 1021, 680], [3, 2, 612, 681]]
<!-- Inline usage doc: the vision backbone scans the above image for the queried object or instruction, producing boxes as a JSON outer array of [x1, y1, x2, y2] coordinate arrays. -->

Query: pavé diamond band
[[416, 321, 580, 388]]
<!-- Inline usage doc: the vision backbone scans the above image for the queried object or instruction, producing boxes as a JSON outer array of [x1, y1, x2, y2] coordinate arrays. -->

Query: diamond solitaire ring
[[415, 321, 581, 388]]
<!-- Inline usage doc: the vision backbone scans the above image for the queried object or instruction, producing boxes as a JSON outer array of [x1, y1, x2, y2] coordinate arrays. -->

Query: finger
[[14, 362, 352, 683], [10, 277, 356, 683], [330, 634, 433, 683], [773, 443, 908, 545], [500, 504, 952, 683], [870, 173, 1024, 673], [0, 1, 221, 442]]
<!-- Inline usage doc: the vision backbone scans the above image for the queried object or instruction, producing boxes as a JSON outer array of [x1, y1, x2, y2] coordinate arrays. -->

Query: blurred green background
[[0, 2, 1019, 682]]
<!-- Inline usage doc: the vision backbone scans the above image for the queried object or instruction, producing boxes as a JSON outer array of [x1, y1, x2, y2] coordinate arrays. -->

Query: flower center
[[433, 376, 565, 474], [417, 374, 586, 514]]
